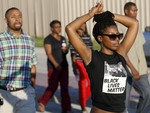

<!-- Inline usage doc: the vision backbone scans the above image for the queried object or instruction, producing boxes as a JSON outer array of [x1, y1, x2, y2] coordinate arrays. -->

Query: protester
[[38, 20, 71, 113], [66, 1, 138, 113], [117, 2, 150, 113], [69, 22, 93, 113], [0, 7, 37, 113]]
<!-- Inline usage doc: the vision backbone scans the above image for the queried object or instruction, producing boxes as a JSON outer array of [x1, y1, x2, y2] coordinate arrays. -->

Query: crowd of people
[[0, 1, 150, 113]]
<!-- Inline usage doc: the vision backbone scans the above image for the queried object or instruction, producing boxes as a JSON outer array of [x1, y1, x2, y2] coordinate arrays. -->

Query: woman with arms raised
[[66, 2, 138, 113]]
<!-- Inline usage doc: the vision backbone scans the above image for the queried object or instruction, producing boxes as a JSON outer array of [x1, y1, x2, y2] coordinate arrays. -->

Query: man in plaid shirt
[[0, 7, 37, 113]]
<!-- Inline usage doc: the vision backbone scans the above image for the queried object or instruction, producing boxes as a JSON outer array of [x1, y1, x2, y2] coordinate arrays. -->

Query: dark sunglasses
[[100, 33, 124, 40]]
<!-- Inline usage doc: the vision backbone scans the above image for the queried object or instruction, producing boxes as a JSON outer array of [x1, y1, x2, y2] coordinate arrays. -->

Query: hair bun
[[93, 11, 114, 23]]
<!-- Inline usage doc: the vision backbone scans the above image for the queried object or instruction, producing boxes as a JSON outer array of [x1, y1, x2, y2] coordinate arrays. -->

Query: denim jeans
[[0, 86, 36, 113], [125, 74, 150, 113]]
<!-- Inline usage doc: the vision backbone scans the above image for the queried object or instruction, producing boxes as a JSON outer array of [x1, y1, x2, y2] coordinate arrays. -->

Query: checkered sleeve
[[32, 47, 38, 65], [31, 39, 38, 65], [0, 54, 2, 68]]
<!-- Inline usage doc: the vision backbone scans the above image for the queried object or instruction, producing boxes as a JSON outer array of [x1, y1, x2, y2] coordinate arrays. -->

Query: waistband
[[0, 86, 27, 92]]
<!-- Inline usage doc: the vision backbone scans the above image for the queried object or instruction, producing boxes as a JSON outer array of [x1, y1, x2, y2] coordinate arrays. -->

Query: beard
[[13, 23, 22, 31], [8, 23, 22, 31]]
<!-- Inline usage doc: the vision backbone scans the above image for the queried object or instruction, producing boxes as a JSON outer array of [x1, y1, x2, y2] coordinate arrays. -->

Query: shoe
[[38, 102, 45, 112], [82, 110, 88, 113], [81, 107, 88, 113]]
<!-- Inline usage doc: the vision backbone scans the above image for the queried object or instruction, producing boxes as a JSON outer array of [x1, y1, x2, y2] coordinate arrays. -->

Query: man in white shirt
[[118, 2, 150, 113]]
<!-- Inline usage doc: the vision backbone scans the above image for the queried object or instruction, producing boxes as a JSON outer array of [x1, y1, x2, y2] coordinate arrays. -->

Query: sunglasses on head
[[100, 33, 124, 40]]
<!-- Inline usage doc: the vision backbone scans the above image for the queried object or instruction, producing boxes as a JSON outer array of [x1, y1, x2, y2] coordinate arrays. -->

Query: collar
[[6, 29, 24, 37]]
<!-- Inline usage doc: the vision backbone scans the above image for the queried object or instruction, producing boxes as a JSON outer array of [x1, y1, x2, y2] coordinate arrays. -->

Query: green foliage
[[93, 40, 100, 50], [34, 37, 44, 47], [34, 37, 100, 50]]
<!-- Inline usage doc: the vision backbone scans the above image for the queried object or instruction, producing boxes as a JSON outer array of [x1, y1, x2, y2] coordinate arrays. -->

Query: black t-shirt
[[85, 50, 128, 112], [44, 34, 68, 69]]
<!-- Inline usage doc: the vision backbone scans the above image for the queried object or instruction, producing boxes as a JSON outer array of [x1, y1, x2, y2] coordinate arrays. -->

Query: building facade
[[0, 0, 149, 38]]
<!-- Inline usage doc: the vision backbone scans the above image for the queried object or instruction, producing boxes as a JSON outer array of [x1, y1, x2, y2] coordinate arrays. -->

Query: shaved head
[[5, 7, 20, 18], [124, 2, 136, 11]]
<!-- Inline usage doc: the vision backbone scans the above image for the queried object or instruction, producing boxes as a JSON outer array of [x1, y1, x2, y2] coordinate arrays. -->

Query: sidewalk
[[35, 47, 150, 113]]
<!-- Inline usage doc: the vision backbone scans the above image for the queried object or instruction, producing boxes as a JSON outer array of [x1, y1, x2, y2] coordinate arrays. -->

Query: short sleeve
[[44, 35, 52, 45]]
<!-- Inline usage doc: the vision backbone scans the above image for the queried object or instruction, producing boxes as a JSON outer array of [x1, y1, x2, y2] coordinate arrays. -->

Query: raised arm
[[114, 14, 139, 57], [65, 2, 103, 65]]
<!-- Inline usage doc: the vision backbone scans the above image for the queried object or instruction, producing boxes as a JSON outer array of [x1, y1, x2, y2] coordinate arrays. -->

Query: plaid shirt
[[0, 31, 37, 89]]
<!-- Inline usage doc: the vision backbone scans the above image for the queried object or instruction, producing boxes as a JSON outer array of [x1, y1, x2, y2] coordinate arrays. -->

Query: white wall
[[0, 0, 149, 38]]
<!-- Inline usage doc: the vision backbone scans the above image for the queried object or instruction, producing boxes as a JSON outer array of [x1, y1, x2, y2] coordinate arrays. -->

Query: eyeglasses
[[100, 33, 124, 40]]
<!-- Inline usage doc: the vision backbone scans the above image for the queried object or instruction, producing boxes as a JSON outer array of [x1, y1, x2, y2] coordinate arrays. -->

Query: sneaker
[[38, 103, 45, 112]]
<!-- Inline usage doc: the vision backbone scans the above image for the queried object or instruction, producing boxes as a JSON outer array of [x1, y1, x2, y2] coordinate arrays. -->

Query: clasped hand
[[89, 1, 103, 17]]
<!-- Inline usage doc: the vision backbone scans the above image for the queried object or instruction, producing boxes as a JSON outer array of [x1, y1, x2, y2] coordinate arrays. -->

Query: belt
[[0, 86, 26, 92]]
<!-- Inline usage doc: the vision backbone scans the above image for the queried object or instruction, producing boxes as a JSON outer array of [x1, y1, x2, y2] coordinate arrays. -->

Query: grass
[[34, 37, 44, 47], [93, 40, 100, 50], [34, 37, 100, 50]]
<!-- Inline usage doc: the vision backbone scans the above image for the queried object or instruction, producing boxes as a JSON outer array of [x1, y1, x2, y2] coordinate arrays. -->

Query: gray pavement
[[35, 47, 150, 113]]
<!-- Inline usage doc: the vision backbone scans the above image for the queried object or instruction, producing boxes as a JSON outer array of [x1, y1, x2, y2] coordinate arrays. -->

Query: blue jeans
[[125, 74, 150, 113], [0, 86, 36, 113]]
